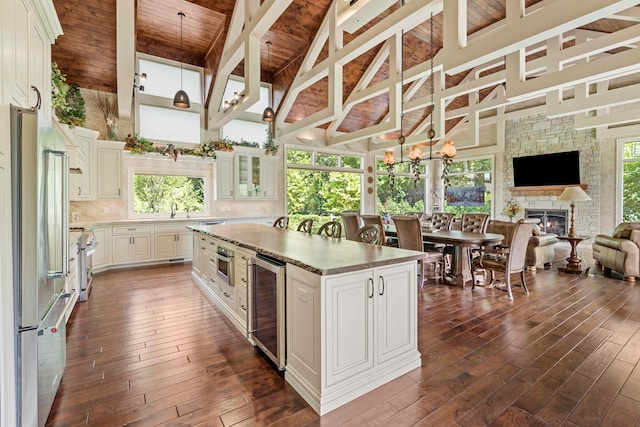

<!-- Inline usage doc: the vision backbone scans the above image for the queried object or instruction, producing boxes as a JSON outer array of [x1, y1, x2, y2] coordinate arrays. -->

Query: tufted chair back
[[431, 212, 454, 231], [461, 213, 490, 233]]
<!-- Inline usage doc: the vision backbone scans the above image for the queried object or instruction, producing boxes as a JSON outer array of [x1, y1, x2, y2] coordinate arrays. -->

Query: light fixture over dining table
[[383, 7, 456, 186]]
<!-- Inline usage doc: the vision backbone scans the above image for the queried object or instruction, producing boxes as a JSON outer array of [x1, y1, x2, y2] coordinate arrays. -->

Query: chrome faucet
[[171, 202, 178, 218]]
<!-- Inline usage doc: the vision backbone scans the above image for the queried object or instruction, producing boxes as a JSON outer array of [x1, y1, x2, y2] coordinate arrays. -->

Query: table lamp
[[558, 186, 591, 237]]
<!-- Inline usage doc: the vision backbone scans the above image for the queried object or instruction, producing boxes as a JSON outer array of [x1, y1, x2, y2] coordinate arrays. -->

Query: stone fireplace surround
[[503, 114, 600, 238]]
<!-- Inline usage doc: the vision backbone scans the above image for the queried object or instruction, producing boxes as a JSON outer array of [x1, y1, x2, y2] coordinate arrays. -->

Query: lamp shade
[[173, 89, 190, 109], [558, 186, 591, 202], [440, 140, 456, 158], [383, 151, 396, 165], [409, 145, 423, 160]]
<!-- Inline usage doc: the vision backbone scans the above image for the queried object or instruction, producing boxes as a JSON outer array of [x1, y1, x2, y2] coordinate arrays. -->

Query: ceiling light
[[262, 41, 275, 122], [173, 12, 190, 109]]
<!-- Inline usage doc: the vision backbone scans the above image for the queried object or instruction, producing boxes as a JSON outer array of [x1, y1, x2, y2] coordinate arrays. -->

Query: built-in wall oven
[[250, 254, 286, 370], [216, 245, 234, 287]]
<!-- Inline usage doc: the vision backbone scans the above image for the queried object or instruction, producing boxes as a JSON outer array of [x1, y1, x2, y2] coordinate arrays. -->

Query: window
[[133, 174, 204, 215], [621, 139, 640, 221], [221, 77, 273, 147], [286, 149, 363, 231], [128, 162, 211, 219], [136, 54, 203, 144], [443, 157, 493, 216], [376, 160, 427, 216]]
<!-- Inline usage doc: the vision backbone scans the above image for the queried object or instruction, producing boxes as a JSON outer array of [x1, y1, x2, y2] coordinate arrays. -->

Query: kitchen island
[[189, 223, 424, 415]]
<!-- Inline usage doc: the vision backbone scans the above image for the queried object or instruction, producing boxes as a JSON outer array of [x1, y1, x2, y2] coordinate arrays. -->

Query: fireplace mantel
[[508, 184, 588, 197]]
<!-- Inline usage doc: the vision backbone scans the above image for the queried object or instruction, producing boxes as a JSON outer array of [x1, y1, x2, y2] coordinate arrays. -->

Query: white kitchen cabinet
[[216, 153, 234, 200], [286, 260, 419, 415], [154, 232, 193, 260], [234, 247, 254, 331], [8, 0, 59, 115], [92, 227, 109, 270], [324, 263, 417, 384], [111, 226, 152, 264], [235, 153, 261, 199], [96, 141, 123, 198], [261, 155, 278, 199], [67, 127, 100, 201]]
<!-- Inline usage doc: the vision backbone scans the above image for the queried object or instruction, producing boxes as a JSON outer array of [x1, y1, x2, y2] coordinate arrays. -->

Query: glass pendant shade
[[173, 89, 190, 109], [409, 145, 423, 160], [440, 140, 457, 158], [262, 106, 275, 122], [384, 151, 396, 165]]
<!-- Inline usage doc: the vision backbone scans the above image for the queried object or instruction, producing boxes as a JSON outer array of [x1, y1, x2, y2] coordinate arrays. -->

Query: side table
[[557, 235, 589, 274]]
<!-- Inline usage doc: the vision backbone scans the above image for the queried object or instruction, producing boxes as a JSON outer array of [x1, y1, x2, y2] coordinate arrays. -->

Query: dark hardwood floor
[[48, 254, 640, 426]]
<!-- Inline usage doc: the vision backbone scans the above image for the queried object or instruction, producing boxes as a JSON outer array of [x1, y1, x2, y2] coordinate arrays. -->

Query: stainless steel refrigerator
[[11, 106, 72, 426]]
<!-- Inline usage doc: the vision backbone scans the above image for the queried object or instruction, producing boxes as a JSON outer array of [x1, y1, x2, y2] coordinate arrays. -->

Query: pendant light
[[262, 41, 275, 122], [173, 12, 190, 109]]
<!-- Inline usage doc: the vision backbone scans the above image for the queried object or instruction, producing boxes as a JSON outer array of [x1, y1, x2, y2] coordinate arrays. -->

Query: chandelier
[[383, 9, 456, 186]]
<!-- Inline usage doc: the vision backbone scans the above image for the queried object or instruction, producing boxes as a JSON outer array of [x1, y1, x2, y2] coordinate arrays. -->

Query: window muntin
[[376, 159, 427, 216]]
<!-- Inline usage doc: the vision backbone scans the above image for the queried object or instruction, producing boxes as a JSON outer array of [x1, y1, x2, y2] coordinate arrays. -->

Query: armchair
[[592, 222, 640, 282]]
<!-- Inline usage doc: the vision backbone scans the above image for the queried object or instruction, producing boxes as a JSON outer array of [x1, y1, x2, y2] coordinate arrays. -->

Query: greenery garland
[[124, 134, 220, 161]]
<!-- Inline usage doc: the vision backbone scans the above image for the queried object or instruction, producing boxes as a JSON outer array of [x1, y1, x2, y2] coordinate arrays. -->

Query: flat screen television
[[512, 151, 580, 187]]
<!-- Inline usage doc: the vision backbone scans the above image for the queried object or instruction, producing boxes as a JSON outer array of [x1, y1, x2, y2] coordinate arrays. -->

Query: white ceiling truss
[[208, 0, 640, 154]]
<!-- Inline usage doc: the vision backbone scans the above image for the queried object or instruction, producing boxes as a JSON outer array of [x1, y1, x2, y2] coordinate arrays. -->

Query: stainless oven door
[[216, 250, 234, 285]]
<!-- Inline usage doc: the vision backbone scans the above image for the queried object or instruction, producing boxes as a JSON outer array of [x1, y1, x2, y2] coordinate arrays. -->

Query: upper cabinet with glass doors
[[236, 153, 261, 198]]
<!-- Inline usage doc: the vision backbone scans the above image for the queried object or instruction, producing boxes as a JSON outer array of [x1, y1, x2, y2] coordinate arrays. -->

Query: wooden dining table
[[385, 226, 504, 288]]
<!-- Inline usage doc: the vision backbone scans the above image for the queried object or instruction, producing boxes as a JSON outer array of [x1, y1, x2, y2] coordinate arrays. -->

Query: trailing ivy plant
[[51, 63, 86, 127]]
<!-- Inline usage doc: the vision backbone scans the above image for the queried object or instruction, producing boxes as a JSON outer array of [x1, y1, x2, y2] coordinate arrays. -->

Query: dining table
[[385, 225, 504, 288]]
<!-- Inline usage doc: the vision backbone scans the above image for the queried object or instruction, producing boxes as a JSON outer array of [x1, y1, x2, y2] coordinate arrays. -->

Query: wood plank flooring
[[47, 258, 640, 426]]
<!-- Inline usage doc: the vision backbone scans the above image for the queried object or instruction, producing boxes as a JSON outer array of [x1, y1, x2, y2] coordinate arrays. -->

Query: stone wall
[[503, 114, 600, 237]]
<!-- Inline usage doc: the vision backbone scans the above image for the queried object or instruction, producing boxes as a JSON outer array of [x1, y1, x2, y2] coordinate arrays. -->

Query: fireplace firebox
[[525, 209, 568, 235]]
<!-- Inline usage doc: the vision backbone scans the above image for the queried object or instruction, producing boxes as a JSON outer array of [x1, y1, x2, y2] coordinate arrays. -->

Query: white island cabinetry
[[286, 261, 418, 414], [188, 224, 422, 416]]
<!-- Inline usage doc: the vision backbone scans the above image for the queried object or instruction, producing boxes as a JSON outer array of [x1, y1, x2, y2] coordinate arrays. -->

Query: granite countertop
[[70, 216, 274, 229], [189, 223, 426, 276]]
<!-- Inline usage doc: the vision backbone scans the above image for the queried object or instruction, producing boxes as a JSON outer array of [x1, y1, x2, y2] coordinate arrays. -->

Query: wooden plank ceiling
[[51, 0, 639, 147]]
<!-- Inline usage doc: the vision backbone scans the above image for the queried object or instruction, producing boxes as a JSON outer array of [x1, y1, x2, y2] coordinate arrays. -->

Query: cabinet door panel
[[376, 263, 417, 364], [176, 232, 193, 257], [325, 271, 374, 387], [111, 236, 131, 263], [132, 235, 151, 261], [216, 156, 234, 199], [92, 228, 109, 268], [14, 0, 30, 105], [155, 234, 176, 259], [261, 156, 278, 199], [97, 148, 121, 197]]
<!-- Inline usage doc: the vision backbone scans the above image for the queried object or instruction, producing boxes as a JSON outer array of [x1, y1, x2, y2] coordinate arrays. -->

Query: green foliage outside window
[[623, 141, 640, 221], [376, 175, 425, 215], [133, 174, 204, 215]]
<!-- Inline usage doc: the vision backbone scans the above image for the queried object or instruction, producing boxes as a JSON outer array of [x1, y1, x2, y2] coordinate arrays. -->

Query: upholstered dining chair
[[317, 221, 342, 238], [296, 218, 314, 233], [472, 218, 538, 300], [392, 215, 443, 285], [431, 212, 454, 231], [272, 216, 289, 229], [361, 214, 389, 245], [340, 211, 362, 240], [353, 224, 383, 245], [444, 213, 490, 272]]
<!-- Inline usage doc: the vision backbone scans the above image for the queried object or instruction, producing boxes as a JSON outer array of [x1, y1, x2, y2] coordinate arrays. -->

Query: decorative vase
[[107, 122, 118, 140]]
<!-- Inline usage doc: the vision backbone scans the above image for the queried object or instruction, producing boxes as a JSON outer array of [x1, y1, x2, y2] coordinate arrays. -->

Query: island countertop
[[189, 223, 425, 275]]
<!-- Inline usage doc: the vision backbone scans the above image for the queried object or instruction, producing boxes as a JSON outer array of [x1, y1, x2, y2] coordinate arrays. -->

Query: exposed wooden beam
[[116, 0, 135, 119]]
